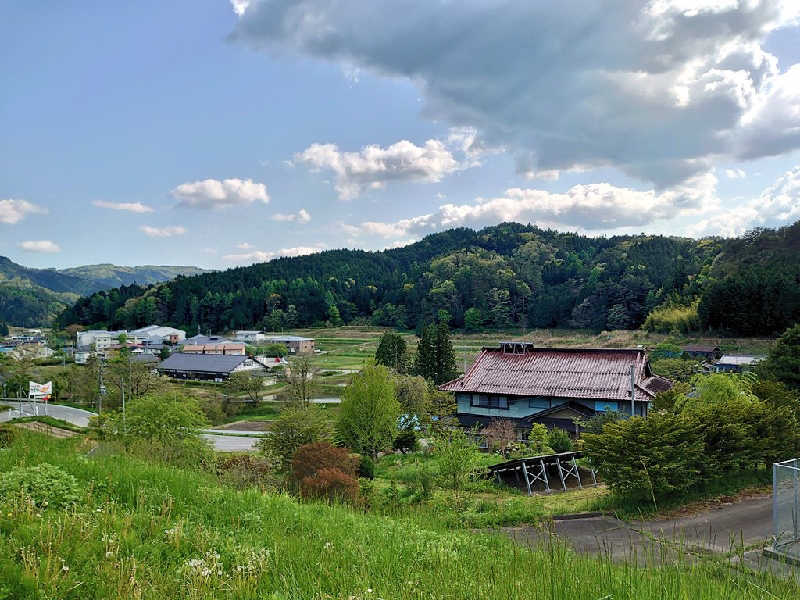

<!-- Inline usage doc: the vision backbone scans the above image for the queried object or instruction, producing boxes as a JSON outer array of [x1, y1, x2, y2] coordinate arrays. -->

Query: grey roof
[[157, 352, 247, 374], [130, 353, 159, 364], [717, 355, 765, 366], [263, 335, 313, 342], [184, 335, 235, 345]]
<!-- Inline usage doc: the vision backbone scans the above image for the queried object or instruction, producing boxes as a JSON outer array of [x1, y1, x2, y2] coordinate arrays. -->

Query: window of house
[[470, 395, 509, 409], [529, 398, 551, 409]]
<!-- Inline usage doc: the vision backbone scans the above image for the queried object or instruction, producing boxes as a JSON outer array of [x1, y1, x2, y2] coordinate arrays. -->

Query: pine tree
[[412, 324, 436, 381], [434, 323, 458, 385], [375, 333, 407, 373]]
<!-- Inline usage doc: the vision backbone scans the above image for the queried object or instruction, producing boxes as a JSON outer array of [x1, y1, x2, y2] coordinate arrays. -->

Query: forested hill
[[58, 221, 800, 337], [0, 258, 209, 327]]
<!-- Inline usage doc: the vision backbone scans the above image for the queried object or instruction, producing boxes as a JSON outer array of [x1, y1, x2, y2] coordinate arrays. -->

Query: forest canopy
[[56, 221, 800, 336]]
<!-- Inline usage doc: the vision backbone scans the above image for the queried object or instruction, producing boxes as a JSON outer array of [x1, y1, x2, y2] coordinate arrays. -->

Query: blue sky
[[2, 1, 800, 269]]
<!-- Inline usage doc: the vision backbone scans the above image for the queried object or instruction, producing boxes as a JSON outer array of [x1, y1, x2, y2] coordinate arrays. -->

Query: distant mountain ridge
[[0, 257, 209, 327]]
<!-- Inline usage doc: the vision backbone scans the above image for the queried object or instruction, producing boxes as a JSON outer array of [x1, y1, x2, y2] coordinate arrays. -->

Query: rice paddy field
[[1, 431, 797, 600]]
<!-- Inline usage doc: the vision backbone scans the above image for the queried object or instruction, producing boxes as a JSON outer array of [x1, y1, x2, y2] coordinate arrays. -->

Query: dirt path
[[12, 421, 79, 439]]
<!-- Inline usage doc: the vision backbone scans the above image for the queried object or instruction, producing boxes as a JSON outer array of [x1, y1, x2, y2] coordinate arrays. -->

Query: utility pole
[[629, 364, 635, 417]]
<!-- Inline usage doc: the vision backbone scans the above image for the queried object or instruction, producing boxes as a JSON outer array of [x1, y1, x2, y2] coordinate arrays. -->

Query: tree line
[[56, 220, 800, 336]]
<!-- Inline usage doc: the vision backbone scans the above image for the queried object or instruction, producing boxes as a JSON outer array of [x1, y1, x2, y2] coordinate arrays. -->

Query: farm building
[[682, 344, 722, 361], [156, 352, 263, 381], [181, 343, 246, 356], [714, 355, 764, 373], [439, 343, 671, 436], [261, 335, 315, 354]]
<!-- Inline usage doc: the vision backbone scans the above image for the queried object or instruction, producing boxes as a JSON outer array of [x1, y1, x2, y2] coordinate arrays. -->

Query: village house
[[156, 352, 265, 381], [714, 355, 765, 373], [261, 334, 315, 354], [181, 342, 246, 356], [682, 344, 723, 361], [439, 343, 672, 436]]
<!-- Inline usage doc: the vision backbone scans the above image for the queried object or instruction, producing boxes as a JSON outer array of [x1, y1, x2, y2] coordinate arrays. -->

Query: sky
[[1, 0, 800, 269]]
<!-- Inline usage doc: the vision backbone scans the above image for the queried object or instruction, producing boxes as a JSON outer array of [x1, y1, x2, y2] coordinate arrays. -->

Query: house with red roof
[[439, 342, 671, 435]]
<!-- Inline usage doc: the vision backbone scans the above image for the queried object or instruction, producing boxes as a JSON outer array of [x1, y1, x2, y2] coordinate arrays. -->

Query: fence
[[772, 458, 800, 562]]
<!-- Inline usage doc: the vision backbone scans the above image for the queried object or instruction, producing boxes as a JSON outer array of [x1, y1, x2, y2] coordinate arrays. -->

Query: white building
[[234, 330, 267, 343], [131, 325, 186, 345]]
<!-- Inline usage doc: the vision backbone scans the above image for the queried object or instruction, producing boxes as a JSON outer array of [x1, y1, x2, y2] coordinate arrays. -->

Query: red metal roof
[[439, 347, 671, 402]]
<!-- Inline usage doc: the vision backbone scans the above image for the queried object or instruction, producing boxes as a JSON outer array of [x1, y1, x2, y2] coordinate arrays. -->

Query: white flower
[[61, 565, 69, 572]]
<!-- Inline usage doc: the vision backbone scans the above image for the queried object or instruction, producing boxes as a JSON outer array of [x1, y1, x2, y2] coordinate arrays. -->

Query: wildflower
[[324, 542, 333, 550], [105, 551, 114, 558], [61, 565, 69, 572], [96, 508, 103, 513]]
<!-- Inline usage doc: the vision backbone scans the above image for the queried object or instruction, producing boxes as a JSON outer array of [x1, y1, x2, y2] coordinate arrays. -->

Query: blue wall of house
[[456, 393, 645, 418]]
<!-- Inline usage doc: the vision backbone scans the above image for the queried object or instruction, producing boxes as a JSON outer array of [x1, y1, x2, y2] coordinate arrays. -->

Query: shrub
[[393, 429, 418, 454], [0, 463, 80, 508], [482, 418, 517, 454], [576, 410, 624, 435], [407, 462, 435, 501], [358, 455, 375, 479], [259, 406, 333, 471], [290, 442, 358, 485], [527, 424, 554, 455], [433, 428, 481, 492], [300, 468, 359, 503], [583, 412, 704, 504], [216, 454, 281, 491], [650, 358, 701, 382], [546, 427, 573, 453], [648, 342, 683, 361]]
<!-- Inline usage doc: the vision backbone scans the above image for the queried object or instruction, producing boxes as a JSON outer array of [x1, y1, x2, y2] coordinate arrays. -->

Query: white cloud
[[139, 225, 187, 238], [92, 200, 154, 213], [222, 244, 325, 264], [0, 199, 47, 224], [234, 1, 800, 187], [230, 0, 250, 16], [18, 240, 61, 253], [346, 173, 719, 237], [294, 139, 464, 200], [725, 168, 746, 179], [236, 242, 254, 249], [271, 208, 311, 223], [690, 165, 800, 236], [171, 178, 269, 209]]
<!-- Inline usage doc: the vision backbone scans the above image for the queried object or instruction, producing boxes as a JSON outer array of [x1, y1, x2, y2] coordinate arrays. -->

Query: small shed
[[682, 345, 722, 361]]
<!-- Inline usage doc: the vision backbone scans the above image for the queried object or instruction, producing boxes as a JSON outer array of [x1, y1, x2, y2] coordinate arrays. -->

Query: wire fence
[[773, 458, 800, 561]]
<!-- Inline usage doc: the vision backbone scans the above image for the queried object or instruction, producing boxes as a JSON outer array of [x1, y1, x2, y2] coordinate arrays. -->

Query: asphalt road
[[2, 401, 259, 452], [505, 495, 775, 564], [0, 401, 94, 428]]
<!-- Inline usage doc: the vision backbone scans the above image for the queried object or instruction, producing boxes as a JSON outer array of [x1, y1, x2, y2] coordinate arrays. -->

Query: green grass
[[0, 404, 11, 413], [1, 432, 797, 599]]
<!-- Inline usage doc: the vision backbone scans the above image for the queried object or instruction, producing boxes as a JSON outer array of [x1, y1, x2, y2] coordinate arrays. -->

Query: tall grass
[[0, 432, 796, 599]]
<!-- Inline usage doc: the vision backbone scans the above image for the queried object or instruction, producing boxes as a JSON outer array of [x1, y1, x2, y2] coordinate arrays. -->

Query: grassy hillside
[[0, 431, 796, 599]]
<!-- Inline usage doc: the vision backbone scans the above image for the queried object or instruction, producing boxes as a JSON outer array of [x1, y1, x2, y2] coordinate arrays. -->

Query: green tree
[[412, 324, 436, 381], [375, 332, 408, 373], [224, 371, 264, 404], [433, 323, 458, 385], [258, 406, 333, 471], [0, 322, 8, 337], [547, 427, 573, 453], [286, 356, 316, 408], [527, 424, 554, 454], [463, 307, 483, 332], [649, 358, 701, 382], [393, 374, 430, 429], [760, 323, 800, 389], [336, 364, 399, 459], [433, 427, 481, 493]]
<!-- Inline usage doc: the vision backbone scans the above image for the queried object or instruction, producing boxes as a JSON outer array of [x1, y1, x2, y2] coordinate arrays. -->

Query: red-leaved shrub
[[300, 467, 359, 503], [290, 442, 360, 504]]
